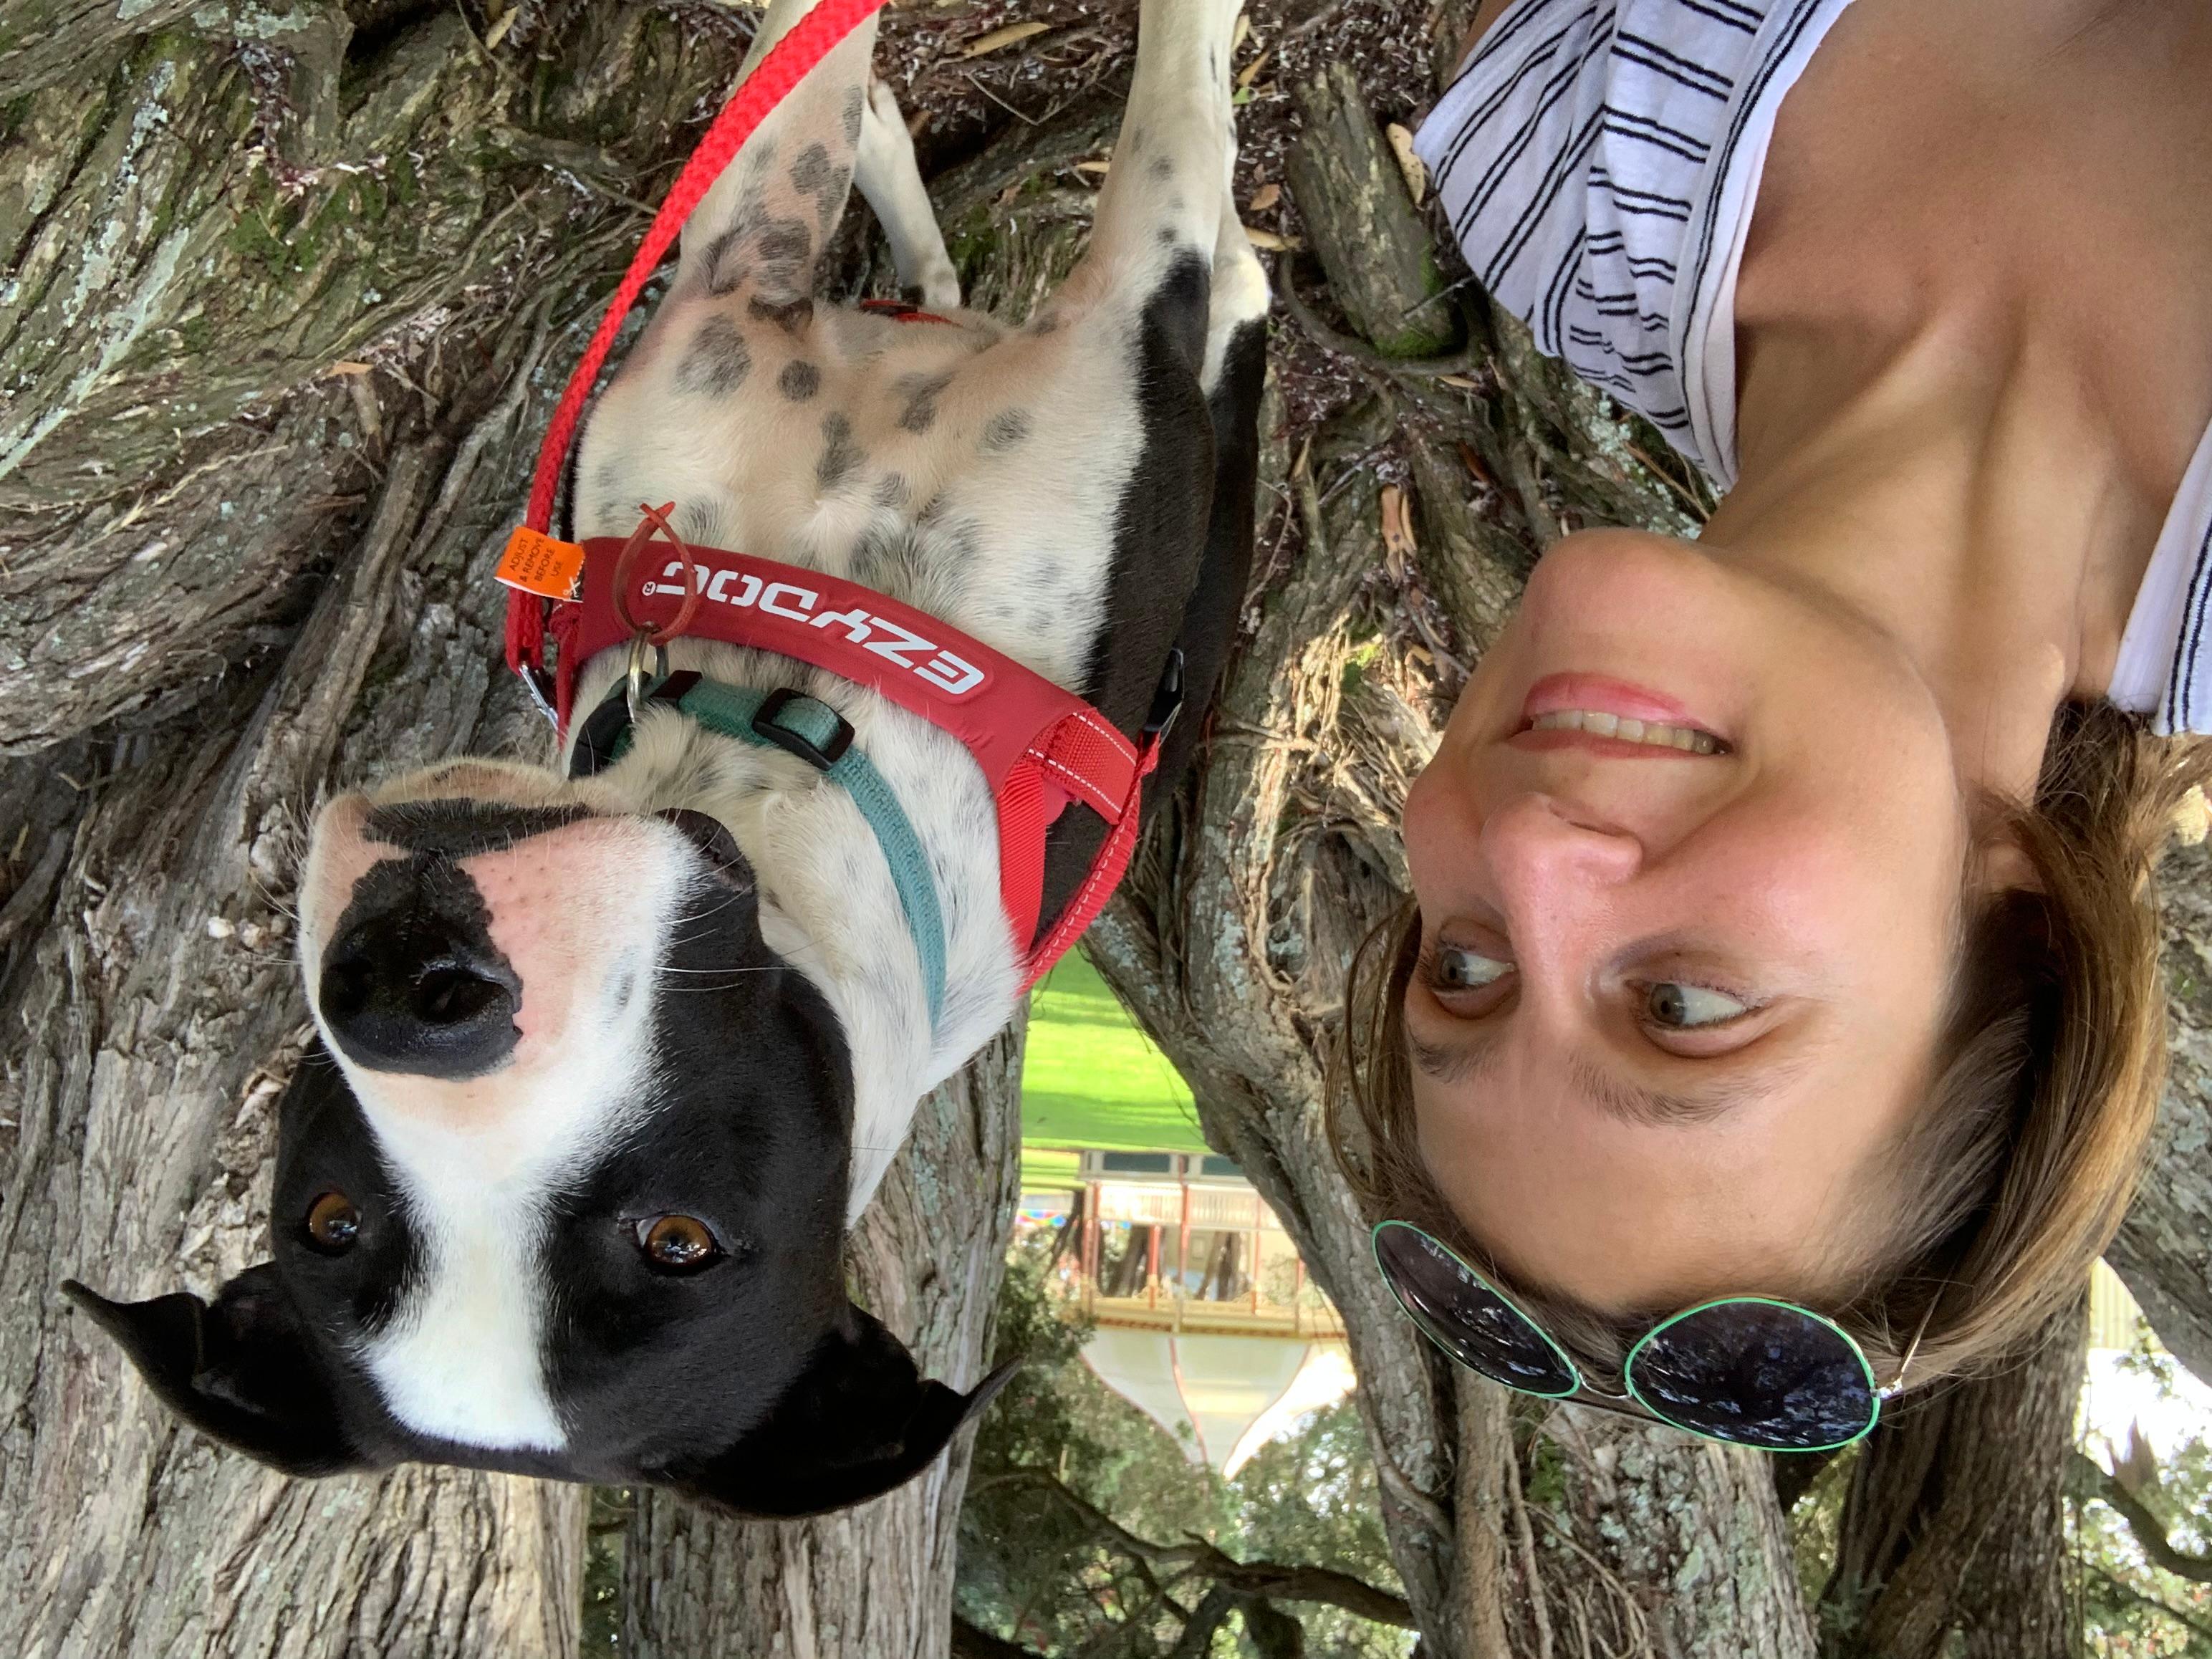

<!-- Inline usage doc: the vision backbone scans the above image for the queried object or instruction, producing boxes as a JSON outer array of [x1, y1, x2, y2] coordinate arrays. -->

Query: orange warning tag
[[495, 526, 587, 601]]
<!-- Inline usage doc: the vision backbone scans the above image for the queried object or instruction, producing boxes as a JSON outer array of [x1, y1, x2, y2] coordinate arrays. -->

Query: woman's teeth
[[1528, 709, 1722, 753]]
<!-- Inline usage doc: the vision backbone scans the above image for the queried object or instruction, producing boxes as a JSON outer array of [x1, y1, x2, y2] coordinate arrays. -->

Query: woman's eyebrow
[[1568, 1054, 1772, 1126], [1407, 1024, 1504, 1087]]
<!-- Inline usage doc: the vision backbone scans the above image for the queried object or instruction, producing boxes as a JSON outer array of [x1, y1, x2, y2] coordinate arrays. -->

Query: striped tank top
[[1414, 0, 2212, 736]]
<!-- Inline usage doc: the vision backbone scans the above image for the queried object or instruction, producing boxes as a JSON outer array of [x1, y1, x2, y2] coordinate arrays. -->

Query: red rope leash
[[524, 0, 889, 534]]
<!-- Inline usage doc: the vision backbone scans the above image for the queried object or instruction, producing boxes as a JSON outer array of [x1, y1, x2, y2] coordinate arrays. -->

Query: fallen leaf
[[1387, 122, 1428, 204], [324, 360, 372, 377], [482, 7, 514, 50], [963, 20, 1047, 57], [1236, 46, 1273, 90], [1247, 181, 1279, 213], [1456, 441, 1494, 488], [1231, 14, 1251, 54], [1380, 484, 1418, 578], [2177, 784, 2211, 846], [1242, 225, 1302, 251], [1437, 373, 1477, 390], [1074, 158, 1112, 175]]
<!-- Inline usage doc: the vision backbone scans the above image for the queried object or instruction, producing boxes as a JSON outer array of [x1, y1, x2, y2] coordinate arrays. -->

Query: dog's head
[[66, 766, 1008, 1516]]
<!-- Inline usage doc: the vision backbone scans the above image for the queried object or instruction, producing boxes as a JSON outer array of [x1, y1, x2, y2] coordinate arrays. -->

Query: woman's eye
[[303, 1190, 361, 1256], [1644, 981, 1751, 1029], [1434, 946, 1514, 991], [632, 1213, 726, 1275]]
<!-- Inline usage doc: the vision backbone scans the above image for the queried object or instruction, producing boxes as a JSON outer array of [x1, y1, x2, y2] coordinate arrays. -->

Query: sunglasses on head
[[1371, 1220, 1924, 1452]]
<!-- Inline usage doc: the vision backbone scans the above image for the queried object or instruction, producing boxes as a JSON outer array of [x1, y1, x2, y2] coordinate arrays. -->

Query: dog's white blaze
[[341, 838, 688, 1451]]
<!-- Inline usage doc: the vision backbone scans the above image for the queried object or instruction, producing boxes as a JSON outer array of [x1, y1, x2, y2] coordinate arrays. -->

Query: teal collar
[[580, 673, 947, 1030]]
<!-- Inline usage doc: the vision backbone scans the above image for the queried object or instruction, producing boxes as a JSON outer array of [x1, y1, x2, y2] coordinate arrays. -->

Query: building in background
[[1023, 1149, 1354, 1475]]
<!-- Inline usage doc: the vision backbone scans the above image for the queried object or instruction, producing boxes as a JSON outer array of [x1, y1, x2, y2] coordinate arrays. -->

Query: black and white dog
[[67, 0, 1266, 1519]]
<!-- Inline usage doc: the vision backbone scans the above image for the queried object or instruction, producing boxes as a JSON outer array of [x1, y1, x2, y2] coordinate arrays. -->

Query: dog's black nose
[[318, 863, 521, 1078]]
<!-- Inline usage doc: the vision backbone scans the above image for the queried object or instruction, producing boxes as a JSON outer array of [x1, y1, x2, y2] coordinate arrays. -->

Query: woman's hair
[[1329, 700, 2212, 1390]]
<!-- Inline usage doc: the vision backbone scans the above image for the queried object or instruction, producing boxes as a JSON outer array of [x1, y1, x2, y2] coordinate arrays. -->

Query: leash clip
[[627, 632, 670, 721], [1143, 648, 1186, 745]]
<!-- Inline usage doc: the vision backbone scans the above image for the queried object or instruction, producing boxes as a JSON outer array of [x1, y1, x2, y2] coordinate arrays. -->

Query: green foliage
[[959, 1235, 1410, 1657], [2074, 1326, 2212, 1657]]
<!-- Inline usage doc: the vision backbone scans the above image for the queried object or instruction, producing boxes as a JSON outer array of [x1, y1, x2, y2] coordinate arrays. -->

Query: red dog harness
[[498, 0, 1167, 990]]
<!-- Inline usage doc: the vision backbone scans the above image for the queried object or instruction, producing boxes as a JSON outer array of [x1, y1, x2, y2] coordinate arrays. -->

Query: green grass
[[1019, 1146, 1082, 1194], [1021, 952, 1206, 1155]]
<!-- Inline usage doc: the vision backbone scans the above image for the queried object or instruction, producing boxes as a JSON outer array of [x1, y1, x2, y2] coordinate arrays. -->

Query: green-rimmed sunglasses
[[1372, 1221, 1923, 1452]]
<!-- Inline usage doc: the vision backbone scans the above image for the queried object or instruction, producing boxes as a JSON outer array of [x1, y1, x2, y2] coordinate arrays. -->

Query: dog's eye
[[303, 1191, 362, 1256], [633, 1213, 725, 1274]]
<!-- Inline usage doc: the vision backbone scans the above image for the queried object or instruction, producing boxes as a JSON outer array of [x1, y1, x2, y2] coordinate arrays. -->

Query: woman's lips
[[1521, 673, 1708, 729], [1511, 675, 1728, 756]]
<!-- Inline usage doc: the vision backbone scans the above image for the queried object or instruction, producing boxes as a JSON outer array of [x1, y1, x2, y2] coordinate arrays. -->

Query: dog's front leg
[[673, 0, 878, 314], [855, 80, 961, 312], [1057, 0, 1246, 337]]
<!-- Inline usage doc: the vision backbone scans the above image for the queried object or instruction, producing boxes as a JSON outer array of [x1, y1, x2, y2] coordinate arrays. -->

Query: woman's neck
[[1700, 0, 2212, 799], [1702, 313, 2158, 799]]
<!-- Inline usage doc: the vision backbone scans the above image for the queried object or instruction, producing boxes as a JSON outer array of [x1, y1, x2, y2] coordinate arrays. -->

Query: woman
[[1335, 0, 2212, 1447]]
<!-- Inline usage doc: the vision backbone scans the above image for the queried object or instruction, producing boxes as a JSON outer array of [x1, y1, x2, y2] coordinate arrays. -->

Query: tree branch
[[991, 1468, 1418, 1629], [951, 1614, 1048, 1659], [2084, 1562, 2212, 1645], [2073, 1451, 2212, 1583]]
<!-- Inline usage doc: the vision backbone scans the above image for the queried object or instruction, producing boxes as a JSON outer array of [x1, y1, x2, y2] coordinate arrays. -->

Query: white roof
[[1081, 1328, 1356, 1476]]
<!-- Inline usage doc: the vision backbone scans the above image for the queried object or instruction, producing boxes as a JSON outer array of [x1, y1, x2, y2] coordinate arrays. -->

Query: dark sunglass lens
[[1628, 1302, 1875, 1451], [1374, 1225, 1577, 1397]]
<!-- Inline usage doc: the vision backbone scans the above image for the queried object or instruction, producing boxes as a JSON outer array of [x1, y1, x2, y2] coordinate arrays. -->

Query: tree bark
[[1819, 1296, 2087, 1659], [2112, 836, 2212, 1382], [0, 313, 587, 1659]]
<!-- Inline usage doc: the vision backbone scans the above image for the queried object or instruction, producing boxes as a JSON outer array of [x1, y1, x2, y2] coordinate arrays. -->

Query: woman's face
[[1400, 528, 1973, 1315]]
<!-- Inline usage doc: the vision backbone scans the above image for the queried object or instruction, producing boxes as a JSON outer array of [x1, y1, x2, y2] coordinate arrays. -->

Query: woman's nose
[[1480, 794, 1644, 913]]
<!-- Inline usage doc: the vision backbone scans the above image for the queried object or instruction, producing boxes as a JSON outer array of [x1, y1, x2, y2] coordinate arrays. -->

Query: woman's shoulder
[[1415, 0, 1842, 481]]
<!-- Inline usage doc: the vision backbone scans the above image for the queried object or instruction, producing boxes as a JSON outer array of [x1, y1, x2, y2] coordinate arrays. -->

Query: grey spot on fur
[[757, 218, 813, 272], [873, 473, 910, 509], [1033, 557, 1064, 592], [1150, 155, 1175, 181], [703, 190, 768, 294], [842, 86, 865, 145], [749, 294, 814, 334], [896, 370, 952, 434], [678, 314, 751, 396], [1031, 311, 1059, 335], [792, 142, 836, 200], [677, 499, 728, 544], [1026, 604, 1054, 635], [818, 166, 851, 228], [779, 360, 822, 401], [981, 409, 1032, 453], [1156, 226, 1178, 246], [816, 413, 863, 491]]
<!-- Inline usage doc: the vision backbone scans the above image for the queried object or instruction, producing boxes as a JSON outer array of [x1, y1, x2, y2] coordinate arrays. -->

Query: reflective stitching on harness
[[1029, 748, 1120, 811]]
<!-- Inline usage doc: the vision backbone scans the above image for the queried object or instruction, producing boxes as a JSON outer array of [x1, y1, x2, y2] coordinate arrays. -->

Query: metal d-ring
[[626, 631, 670, 721]]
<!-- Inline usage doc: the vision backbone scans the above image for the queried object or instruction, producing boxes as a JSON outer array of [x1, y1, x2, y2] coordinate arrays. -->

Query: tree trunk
[[619, 1026, 1023, 1659], [0, 313, 587, 1659], [2112, 835, 2212, 1382], [1818, 1296, 2087, 1659]]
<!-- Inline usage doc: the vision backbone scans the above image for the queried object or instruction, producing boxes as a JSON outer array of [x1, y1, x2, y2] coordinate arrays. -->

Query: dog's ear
[[668, 1304, 1021, 1519], [62, 1264, 369, 1477]]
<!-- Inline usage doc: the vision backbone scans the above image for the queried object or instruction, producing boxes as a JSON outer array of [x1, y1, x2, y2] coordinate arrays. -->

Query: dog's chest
[[572, 292, 1148, 693]]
